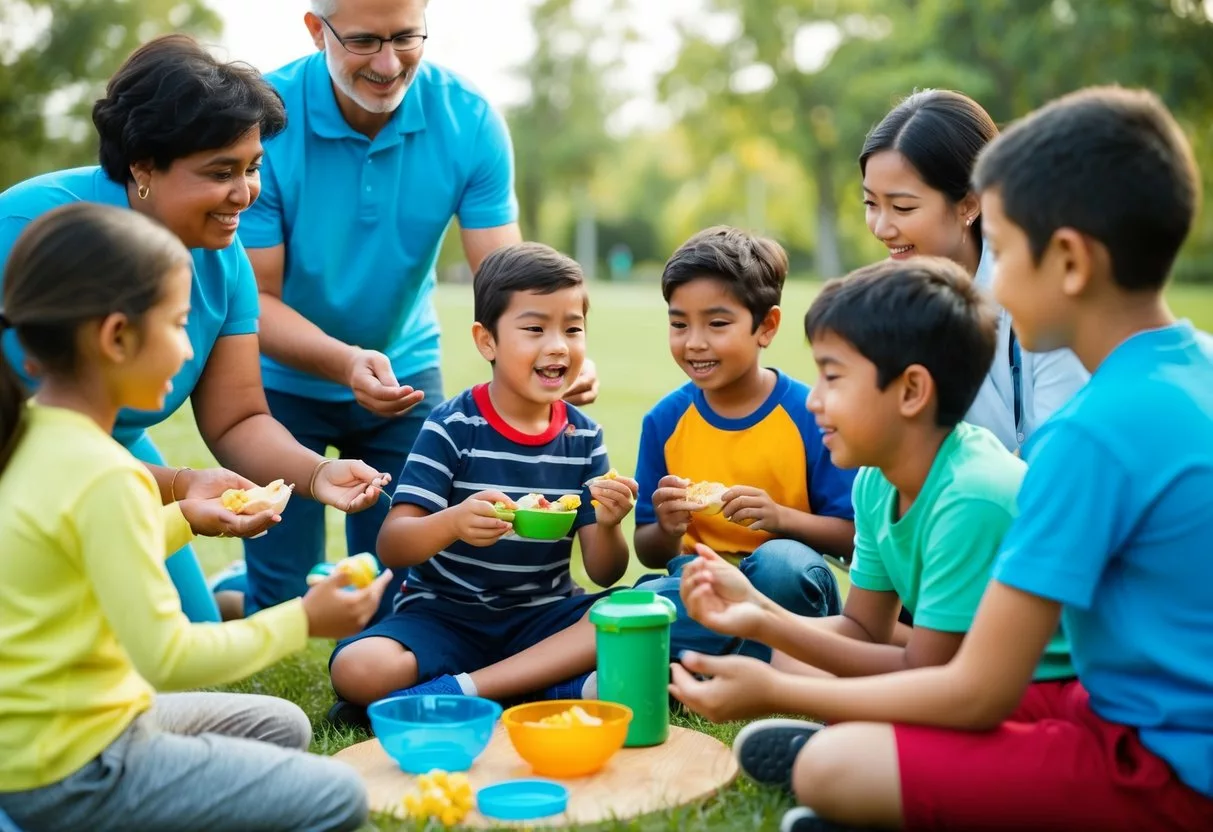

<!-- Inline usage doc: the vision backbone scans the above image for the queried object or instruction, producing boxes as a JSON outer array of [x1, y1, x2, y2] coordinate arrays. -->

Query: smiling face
[[307, 0, 427, 119], [806, 330, 905, 469], [863, 149, 980, 270], [132, 128, 263, 250], [474, 286, 588, 408], [667, 277, 778, 395]]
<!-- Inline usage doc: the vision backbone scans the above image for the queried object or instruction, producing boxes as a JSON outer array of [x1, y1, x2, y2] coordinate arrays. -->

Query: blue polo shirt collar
[[307, 55, 427, 144]]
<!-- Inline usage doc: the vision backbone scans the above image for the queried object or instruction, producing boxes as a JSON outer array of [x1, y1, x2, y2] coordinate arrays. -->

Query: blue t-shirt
[[634, 370, 855, 557], [391, 384, 608, 611], [995, 321, 1213, 798], [0, 167, 260, 447], [241, 55, 519, 401]]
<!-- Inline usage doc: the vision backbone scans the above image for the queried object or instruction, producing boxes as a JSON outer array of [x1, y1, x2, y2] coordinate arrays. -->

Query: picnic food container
[[501, 700, 632, 777], [368, 694, 501, 773], [590, 589, 678, 746]]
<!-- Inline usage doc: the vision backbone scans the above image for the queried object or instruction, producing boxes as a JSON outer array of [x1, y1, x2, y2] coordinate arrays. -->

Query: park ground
[[152, 279, 1213, 831]]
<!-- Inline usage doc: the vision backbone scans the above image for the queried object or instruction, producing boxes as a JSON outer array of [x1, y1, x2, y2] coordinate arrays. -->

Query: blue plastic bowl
[[368, 695, 502, 773]]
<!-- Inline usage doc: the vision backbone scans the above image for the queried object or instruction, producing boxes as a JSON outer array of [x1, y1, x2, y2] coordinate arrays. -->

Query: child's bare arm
[[377, 491, 514, 568], [634, 521, 683, 569], [577, 476, 639, 587], [672, 582, 1059, 727]]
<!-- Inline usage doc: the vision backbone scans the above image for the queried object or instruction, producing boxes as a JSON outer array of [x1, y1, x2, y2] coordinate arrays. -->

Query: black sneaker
[[781, 807, 866, 831], [733, 718, 823, 791], [325, 698, 371, 732]]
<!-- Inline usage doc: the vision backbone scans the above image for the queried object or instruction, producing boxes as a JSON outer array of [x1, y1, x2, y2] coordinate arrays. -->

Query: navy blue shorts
[[330, 590, 608, 681]]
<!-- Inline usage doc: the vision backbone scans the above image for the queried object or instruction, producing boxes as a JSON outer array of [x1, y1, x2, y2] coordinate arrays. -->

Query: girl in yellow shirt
[[0, 203, 391, 831]]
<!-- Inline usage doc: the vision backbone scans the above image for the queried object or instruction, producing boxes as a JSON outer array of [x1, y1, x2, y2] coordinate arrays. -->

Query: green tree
[[505, 0, 624, 242], [0, 0, 221, 188]]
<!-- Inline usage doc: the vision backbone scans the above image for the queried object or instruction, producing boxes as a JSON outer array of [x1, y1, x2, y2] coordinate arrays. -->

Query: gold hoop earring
[[137, 184, 150, 200]]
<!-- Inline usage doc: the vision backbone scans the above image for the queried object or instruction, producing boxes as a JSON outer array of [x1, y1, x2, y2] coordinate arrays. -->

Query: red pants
[[894, 680, 1213, 831]]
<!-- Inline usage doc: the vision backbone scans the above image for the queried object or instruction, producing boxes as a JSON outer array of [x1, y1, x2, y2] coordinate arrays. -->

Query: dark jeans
[[638, 538, 843, 662]]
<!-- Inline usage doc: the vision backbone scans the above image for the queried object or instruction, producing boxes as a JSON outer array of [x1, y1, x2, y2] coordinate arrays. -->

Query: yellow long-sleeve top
[[0, 404, 309, 791]]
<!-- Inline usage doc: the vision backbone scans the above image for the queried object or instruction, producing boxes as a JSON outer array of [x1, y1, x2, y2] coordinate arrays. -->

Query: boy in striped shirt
[[327, 243, 637, 724]]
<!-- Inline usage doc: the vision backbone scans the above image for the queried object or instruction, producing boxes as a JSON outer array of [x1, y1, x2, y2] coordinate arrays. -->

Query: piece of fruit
[[555, 494, 581, 511], [305, 554, 381, 589], [220, 479, 293, 515], [525, 704, 604, 728], [685, 481, 728, 515], [585, 468, 619, 485], [493, 501, 516, 522], [402, 769, 472, 827]]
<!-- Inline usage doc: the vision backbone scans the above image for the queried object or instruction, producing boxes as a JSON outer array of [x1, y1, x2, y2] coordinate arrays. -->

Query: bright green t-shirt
[[850, 422, 1073, 681]]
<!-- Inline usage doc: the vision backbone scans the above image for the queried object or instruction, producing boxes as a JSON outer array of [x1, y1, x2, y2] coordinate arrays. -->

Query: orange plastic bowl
[[501, 700, 632, 778]]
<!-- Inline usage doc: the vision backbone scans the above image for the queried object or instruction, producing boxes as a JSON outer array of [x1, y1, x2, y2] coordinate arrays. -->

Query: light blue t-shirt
[[240, 55, 519, 401], [995, 321, 1213, 798], [0, 167, 261, 448]]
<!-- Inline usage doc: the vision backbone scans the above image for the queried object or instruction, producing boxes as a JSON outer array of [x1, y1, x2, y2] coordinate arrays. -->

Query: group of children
[[1, 84, 1211, 832]]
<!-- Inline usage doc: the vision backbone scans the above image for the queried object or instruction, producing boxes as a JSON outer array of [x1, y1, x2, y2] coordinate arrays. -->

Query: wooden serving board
[[334, 724, 738, 828]]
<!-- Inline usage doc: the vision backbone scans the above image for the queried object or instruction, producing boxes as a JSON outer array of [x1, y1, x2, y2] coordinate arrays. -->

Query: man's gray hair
[[310, 0, 428, 14]]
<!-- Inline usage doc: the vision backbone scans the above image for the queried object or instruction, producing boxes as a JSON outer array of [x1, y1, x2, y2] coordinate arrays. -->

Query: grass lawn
[[149, 279, 1213, 830]]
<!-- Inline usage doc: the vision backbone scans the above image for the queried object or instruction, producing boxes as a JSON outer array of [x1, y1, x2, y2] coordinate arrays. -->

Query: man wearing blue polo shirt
[[227, 0, 599, 619]]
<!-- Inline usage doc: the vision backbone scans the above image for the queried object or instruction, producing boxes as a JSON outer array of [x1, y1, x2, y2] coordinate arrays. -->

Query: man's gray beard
[[324, 49, 413, 115]]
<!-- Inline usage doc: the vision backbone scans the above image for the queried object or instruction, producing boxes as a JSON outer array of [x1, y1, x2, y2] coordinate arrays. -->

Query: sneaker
[[207, 559, 247, 594], [780, 807, 861, 832], [733, 718, 823, 791], [326, 698, 370, 731], [388, 674, 465, 698], [540, 671, 592, 700]]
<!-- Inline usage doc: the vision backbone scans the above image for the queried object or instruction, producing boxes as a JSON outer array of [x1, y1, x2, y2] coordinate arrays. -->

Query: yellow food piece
[[335, 553, 380, 589], [555, 494, 582, 511], [685, 480, 728, 515], [525, 704, 604, 728], [402, 769, 473, 827], [219, 479, 293, 515]]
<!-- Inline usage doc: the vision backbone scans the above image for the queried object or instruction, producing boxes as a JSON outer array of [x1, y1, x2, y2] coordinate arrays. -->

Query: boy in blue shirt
[[670, 87, 1213, 832], [631, 226, 855, 659], [327, 243, 636, 722]]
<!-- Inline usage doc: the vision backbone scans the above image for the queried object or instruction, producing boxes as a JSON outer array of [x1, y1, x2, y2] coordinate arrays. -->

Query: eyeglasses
[[320, 15, 428, 55]]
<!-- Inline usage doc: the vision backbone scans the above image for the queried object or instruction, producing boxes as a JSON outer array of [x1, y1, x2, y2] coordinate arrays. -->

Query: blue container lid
[[476, 779, 569, 821]]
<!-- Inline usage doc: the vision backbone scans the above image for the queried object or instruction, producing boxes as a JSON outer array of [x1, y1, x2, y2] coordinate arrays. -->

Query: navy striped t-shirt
[[391, 383, 610, 611]]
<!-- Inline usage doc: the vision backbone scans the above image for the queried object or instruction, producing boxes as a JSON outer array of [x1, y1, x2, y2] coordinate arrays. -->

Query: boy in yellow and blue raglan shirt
[[632, 226, 856, 660]]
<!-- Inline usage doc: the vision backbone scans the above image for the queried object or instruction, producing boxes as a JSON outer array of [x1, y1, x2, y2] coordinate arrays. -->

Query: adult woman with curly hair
[[0, 34, 391, 622]]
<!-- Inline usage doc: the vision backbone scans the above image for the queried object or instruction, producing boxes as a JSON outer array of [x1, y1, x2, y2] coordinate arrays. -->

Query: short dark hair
[[661, 226, 788, 332], [805, 257, 998, 428], [860, 90, 998, 243], [93, 34, 287, 183], [973, 86, 1199, 292], [473, 242, 586, 335], [1, 203, 190, 473]]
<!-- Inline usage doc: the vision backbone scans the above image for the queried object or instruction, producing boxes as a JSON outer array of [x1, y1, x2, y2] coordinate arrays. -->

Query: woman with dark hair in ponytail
[[0, 203, 387, 831], [0, 34, 391, 623], [859, 90, 1089, 453]]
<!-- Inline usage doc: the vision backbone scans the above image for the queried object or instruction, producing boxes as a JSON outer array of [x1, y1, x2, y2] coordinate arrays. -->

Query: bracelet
[[309, 458, 336, 498], [170, 466, 192, 501]]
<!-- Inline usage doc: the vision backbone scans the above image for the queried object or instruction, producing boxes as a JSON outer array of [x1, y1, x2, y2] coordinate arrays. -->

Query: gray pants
[[0, 693, 367, 832]]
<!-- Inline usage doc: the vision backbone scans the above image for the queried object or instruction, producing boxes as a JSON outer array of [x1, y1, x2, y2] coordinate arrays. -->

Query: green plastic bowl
[[511, 508, 577, 540]]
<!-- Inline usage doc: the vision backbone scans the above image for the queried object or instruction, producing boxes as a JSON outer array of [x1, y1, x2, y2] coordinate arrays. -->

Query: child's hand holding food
[[301, 567, 394, 639], [586, 469, 639, 527], [450, 490, 516, 547], [720, 485, 786, 532], [653, 474, 698, 538]]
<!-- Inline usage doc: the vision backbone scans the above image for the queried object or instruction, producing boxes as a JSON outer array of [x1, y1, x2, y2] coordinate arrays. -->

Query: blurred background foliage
[[2, 0, 1211, 281]]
